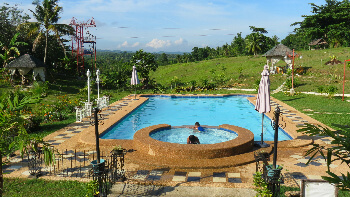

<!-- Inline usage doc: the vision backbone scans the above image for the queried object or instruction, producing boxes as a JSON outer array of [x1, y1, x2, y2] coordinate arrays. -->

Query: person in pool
[[187, 135, 200, 144], [193, 122, 204, 132]]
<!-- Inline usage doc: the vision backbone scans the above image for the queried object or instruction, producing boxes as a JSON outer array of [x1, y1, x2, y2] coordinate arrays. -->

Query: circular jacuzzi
[[150, 126, 238, 144], [133, 124, 254, 159]]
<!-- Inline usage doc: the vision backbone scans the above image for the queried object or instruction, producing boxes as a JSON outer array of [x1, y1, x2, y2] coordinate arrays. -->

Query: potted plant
[[111, 145, 124, 155], [266, 164, 283, 181], [254, 150, 269, 161]]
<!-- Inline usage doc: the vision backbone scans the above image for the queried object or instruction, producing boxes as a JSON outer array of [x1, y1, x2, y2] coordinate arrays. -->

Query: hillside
[[150, 47, 350, 94]]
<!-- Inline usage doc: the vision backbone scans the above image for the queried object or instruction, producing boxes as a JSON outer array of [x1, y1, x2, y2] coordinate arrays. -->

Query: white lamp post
[[87, 69, 91, 103], [96, 69, 100, 99]]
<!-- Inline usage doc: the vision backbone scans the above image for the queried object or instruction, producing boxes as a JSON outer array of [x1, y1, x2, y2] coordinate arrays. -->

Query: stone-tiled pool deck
[[2, 94, 346, 190]]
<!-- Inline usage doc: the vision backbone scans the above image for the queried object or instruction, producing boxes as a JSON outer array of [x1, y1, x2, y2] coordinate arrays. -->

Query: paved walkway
[[108, 184, 256, 197]]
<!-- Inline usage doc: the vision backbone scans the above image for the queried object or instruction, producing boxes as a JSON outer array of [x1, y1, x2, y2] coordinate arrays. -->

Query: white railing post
[[75, 107, 82, 122], [85, 102, 92, 117]]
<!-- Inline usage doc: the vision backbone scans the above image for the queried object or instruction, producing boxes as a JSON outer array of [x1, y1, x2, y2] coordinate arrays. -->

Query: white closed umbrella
[[255, 65, 271, 147], [131, 65, 139, 99]]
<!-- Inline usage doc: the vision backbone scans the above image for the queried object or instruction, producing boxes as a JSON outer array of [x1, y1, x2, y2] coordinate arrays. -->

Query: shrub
[[253, 171, 272, 197], [326, 85, 338, 98], [189, 80, 197, 91], [30, 81, 49, 97], [317, 85, 338, 98], [284, 77, 299, 89], [255, 79, 261, 91], [171, 76, 181, 89], [23, 114, 43, 133], [317, 86, 325, 93]]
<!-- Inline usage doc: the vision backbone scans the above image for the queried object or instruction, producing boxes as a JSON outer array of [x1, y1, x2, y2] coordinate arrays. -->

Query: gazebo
[[308, 38, 327, 50], [262, 44, 296, 74], [5, 54, 47, 84]]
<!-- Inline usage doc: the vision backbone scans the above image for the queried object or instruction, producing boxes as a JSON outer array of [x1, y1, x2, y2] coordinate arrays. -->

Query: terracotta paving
[[2, 94, 348, 190]]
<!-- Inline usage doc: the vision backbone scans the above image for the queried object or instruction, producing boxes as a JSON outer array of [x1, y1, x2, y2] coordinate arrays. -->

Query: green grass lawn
[[3, 178, 88, 197], [272, 92, 350, 130]]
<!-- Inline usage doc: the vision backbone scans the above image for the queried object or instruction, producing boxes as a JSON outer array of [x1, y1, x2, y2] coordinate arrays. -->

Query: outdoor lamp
[[96, 69, 100, 99], [87, 69, 91, 103], [96, 69, 100, 83]]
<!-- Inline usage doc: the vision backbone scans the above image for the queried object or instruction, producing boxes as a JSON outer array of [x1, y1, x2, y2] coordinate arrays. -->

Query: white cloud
[[174, 38, 184, 45], [117, 41, 139, 49], [121, 41, 128, 47], [132, 42, 140, 47], [146, 39, 171, 49]]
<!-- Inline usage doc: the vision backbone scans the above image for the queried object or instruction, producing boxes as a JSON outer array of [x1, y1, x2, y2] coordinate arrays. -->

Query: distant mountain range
[[97, 49, 186, 54]]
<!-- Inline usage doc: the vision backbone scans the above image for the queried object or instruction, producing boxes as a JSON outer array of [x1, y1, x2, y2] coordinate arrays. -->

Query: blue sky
[[3, 0, 326, 52]]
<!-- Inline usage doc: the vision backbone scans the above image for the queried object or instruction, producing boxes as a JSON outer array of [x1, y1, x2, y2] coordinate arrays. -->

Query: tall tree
[[131, 49, 158, 88], [20, 0, 73, 64], [245, 33, 263, 55], [281, 33, 309, 50], [0, 3, 30, 46], [159, 53, 168, 65], [231, 32, 246, 56], [292, 0, 350, 47], [249, 26, 268, 34]]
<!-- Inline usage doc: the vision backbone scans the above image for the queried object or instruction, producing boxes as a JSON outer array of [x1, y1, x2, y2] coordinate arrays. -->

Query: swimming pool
[[150, 127, 238, 144], [100, 95, 292, 141]]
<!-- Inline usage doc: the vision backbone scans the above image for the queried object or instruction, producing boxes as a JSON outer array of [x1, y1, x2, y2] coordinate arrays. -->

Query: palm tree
[[20, 0, 73, 64], [245, 33, 263, 55], [0, 32, 27, 67]]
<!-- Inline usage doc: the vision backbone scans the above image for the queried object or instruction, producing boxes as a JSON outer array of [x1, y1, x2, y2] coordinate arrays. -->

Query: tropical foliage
[[0, 89, 42, 196], [0, 32, 28, 67], [297, 124, 350, 191]]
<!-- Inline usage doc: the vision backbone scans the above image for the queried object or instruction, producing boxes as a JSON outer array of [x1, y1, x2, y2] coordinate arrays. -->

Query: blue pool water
[[150, 127, 238, 144], [100, 95, 292, 141]]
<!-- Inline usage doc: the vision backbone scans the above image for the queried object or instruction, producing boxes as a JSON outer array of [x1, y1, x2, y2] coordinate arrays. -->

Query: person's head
[[189, 135, 196, 142], [195, 122, 200, 127]]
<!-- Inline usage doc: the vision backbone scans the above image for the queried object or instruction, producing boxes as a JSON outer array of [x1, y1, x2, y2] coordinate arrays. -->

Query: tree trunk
[[44, 30, 48, 64], [0, 151, 3, 197]]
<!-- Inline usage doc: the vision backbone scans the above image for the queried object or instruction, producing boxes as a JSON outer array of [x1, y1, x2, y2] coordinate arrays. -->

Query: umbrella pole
[[261, 113, 264, 145], [134, 86, 136, 99]]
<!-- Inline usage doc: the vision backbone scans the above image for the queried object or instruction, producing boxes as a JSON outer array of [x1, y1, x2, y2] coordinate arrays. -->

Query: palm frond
[[32, 32, 45, 52]]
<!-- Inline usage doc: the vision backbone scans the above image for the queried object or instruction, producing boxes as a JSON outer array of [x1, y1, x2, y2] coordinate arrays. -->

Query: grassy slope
[[150, 47, 350, 130], [151, 47, 350, 93]]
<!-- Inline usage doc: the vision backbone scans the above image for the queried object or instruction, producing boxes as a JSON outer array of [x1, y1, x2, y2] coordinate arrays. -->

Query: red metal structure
[[286, 49, 299, 90], [70, 17, 97, 74], [343, 59, 350, 101]]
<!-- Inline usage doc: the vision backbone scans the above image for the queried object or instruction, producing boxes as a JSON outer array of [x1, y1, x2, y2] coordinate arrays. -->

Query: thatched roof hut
[[308, 38, 327, 50], [5, 54, 46, 82], [262, 44, 295, 74], [6, 54, 47, 68], [263, 44, 296, 57]]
